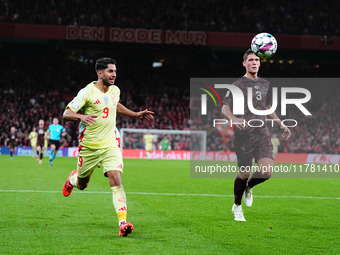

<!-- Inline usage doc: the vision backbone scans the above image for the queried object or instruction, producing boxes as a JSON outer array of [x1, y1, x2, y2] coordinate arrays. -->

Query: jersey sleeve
[[222, 81, 237, 107], [222, 89, 233, 107], [266, 83, 272, 106], [66, 88, 88, 112]]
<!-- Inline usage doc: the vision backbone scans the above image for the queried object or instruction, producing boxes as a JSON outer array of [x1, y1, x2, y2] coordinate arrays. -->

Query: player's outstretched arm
[[221, 105, 247, 130], [63, 108, 98, 126], [267, 107, 292, 140], [117, 103, 154, 120]]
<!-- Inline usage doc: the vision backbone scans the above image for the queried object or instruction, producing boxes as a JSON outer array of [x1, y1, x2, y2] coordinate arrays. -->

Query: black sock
[[40, 153, 43, 160], [234, 175, 248, 205], [10, 152, 13, 157], [247, 171, 269, 188]]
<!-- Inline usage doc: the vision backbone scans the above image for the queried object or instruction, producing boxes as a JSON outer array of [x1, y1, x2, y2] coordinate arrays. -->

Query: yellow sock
[[111, 185, 127, 224]]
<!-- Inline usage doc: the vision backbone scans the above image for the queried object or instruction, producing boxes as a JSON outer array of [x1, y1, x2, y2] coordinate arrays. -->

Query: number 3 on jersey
[[255, 91, 262, 100], [103, 107, 109, 118]]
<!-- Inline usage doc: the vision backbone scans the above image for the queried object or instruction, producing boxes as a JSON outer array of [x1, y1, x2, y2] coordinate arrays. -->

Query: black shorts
[[49, 140, 60, 150], [37, 138, 44, 148], [234, 136, 274, 167], [9, 142, 16, 149]]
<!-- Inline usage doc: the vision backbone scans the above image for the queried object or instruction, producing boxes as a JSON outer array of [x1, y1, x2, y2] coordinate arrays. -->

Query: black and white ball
[[251, 33, 278, 59]]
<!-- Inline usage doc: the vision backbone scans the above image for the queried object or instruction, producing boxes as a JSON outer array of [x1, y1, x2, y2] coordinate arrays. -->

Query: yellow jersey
[[143, 134, 153, 146], [29, 131, 37, 145], [271, 137, 280, 148], [271, 137, 280, 154], [67, 81, 120, 149]]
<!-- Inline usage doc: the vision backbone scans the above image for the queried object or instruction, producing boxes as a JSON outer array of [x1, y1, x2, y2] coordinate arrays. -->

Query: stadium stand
[[1, 0, 339, 35]]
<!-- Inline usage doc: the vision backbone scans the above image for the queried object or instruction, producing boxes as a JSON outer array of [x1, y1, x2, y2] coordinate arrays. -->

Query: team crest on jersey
[[111, 93, 119, 105], [104, 96, 108, 105]]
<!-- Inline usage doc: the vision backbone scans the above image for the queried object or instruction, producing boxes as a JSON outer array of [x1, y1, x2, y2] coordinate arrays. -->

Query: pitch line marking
[[0, 190, 339, 200]]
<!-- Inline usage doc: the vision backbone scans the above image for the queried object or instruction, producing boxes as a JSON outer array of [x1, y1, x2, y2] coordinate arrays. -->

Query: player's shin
[[247, 171, 270, 188], [234, 175, 248, 205], [111, 185, 127, 225], [50, 150, 55, 158]]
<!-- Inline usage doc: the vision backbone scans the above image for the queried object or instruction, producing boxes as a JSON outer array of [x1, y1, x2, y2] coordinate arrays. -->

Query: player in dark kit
[[36, 119, 48, 164], [8, 127, 17, 159], [222, 49, 291, 221]]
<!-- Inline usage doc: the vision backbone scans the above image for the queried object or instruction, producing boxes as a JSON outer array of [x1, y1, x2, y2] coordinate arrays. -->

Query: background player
[[271, 134, 280, 157], [48, 117, 66, 166], [143, 130, 154, 160], [29, 127, 38, 158], [160, 136, 170, 159], [222, 49, 291, 221], [115, 127, 121, 150], [8, 127, 17, 159], [62, 57, 154, 237], [36, 119, 48, 164]]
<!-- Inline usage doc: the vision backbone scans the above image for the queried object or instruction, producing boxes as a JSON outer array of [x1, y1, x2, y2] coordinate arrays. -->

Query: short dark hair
[[95, 57, 116, 72], [243, 49, 256, 61]]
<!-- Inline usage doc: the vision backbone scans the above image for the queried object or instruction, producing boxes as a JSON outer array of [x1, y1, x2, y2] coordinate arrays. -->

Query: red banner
[[122, 149, 340, 164], [1, 23, 340, 50]]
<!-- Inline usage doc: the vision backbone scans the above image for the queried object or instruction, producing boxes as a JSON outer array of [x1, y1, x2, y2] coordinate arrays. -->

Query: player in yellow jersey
[[43, 133, 49, 155], [29, 127, 38, 157], [62, 57, 154, 237], [143, 131, 154, 160], [271, 134, 280, 157]]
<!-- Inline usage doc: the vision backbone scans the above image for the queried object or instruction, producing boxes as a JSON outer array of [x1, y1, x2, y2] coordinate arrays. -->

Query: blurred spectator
[[0, 0, 339, 35]]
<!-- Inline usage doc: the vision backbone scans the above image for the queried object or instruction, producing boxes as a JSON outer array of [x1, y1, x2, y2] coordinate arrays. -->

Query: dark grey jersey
[[223, 76, 272, 139]]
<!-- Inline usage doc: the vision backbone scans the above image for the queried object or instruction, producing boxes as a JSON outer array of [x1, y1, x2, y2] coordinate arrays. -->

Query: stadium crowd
[[0, 55, 190, 150], [0, 53, 339, 154], [1, 0, 339, 36]]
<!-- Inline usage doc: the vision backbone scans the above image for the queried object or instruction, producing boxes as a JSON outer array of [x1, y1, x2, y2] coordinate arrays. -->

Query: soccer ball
[[251, 33, 278, 59]]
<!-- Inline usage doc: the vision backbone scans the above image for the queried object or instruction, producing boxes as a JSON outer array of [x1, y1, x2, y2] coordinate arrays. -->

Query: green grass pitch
[[0, 155, 339, 254]]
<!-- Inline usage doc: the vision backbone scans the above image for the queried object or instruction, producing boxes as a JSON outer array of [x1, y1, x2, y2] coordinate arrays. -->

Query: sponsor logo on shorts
[[118, 198, 126, 203]]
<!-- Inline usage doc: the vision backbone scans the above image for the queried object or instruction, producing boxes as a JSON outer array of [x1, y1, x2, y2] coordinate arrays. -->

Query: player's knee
[[239, 166, 251, 179], [239, 172, 250, 180], [262, 170, 272, 179]]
